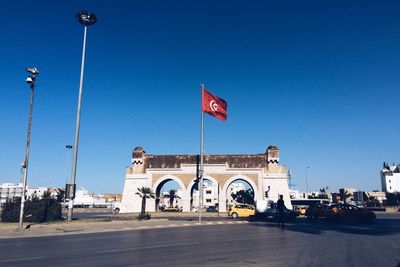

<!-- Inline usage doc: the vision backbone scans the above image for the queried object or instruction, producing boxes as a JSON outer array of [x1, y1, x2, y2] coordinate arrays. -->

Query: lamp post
[[19, 67, 40, 229], [65, 145, 73, 182], [67, 11, 97, 221], [64, 145, 73, 212], [306, 166, 310, 199]]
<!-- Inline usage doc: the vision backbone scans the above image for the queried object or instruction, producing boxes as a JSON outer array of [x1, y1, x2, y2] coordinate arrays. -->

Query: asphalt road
[[0, 214, 399, 267]]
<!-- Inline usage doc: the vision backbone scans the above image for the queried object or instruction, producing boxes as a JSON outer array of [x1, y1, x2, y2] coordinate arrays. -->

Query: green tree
[[164, 189, 181, 208], [340, 190, 352, 204], [1, 190, 62, 223], [231, 189, 254, 205], [317, 187, 329, 199], [136, 187, 155, 218]]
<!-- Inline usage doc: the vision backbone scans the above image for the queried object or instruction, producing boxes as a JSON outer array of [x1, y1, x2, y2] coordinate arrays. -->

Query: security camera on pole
[[67, 11, 97, 221], [19, 67, 40, 230]]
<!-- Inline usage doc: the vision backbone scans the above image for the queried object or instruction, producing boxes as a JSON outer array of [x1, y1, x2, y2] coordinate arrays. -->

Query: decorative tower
[[267, 145, 279, 163]]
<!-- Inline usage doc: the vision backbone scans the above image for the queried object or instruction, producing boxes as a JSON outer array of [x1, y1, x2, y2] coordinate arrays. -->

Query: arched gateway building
[[120, 145, 292, 213]]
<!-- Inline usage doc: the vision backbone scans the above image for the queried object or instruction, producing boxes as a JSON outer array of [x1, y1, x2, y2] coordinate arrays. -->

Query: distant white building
[[0, 183, 23, 207], [191, 182, 220, 209], [381, 163, 400, 193], [0, 183, 55, 207]]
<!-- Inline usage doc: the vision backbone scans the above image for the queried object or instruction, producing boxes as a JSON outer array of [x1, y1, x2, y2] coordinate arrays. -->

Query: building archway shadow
[[248, 216, 400, 236]]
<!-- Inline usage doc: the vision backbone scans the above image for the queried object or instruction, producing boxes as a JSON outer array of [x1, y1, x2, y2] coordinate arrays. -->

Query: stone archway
[[121, 146, 290, 213], [220, 175, 259, 212], [187, 175, 220, 212], [152, 175, 186, 211]]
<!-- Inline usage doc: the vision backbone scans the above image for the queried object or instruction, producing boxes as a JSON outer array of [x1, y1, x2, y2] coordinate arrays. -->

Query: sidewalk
[[0, 215, 237, 239]]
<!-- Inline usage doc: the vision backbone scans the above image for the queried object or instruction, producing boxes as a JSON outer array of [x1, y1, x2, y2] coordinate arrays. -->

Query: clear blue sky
[[1, 1, 399, 194]]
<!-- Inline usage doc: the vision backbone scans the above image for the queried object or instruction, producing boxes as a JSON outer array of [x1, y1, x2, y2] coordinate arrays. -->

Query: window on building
[[206, 190, 212, 194], [206, 199, 212, 203], [389, 180, 391, 183]]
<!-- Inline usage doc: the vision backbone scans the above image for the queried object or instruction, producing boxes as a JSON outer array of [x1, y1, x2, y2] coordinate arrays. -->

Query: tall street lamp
[[64, 145, 73, 211], [19, 67, 40, 229], [306, 166, 311, 199], [67, 11, 97, 221]]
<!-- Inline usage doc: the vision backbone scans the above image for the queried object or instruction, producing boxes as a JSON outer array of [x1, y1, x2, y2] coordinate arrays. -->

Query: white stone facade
[[381, 163, 400, 193], [0, 183, 23, 207], [120, 146, 292, 213]]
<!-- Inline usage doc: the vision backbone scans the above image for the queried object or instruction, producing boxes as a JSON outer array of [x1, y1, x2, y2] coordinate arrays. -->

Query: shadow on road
[[249, 216, 400, 236]]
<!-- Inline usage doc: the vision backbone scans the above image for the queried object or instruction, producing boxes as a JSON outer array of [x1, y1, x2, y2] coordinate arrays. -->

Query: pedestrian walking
[[277, 195, 286, 228]]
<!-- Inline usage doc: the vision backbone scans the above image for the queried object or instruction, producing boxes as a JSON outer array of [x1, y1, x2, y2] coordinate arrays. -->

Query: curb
[[0, 220, 249, 239]]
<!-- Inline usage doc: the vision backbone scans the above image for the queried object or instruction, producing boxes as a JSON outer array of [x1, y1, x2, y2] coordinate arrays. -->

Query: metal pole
[[65, 146, 72, 184], [68, 25, 88, 221], [217, 182, 220, 218], [19, 83, 35, 229], [306, 166, 310, 199], [64, 145, 72, 213], [199, 84, 205, 222]]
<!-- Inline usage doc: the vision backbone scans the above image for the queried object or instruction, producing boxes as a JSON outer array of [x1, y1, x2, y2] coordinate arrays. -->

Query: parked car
[[325, 204, 376, 222], [228, 204, 255, 218], [206, 206, 218, 212], [163, 207, 182, 212]]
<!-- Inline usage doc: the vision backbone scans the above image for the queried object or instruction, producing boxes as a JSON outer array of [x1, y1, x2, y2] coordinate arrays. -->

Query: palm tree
[[136, 187, 155, 217], [340, 190, 352, 204], [164, 189, 181, 208]]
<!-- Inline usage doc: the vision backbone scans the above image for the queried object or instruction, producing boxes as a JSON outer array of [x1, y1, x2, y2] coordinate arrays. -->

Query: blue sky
[[1, 1, 399, 194]]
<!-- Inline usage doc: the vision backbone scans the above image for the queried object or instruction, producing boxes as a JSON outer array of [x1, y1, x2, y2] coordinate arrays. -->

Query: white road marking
[[0, 257, 45, 263], [183, 223, 190, 226], [169, 224, 177, 227], [217, 221, 224, 224], [96, 242, 199, 254], [206, 222, 213, 225]]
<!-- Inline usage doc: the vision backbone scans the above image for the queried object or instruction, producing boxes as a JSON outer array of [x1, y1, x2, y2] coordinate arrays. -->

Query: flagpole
[[199, 84, 205, 223]]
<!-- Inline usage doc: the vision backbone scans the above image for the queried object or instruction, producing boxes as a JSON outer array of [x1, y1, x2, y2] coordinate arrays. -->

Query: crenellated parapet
[[128, 145, 284, 174]]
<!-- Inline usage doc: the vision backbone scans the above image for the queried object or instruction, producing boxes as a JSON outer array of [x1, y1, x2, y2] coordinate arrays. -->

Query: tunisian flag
[[202, 88, 228, 121]]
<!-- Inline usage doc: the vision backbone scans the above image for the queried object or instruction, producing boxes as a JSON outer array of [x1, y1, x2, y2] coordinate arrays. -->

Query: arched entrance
[[221, 176, 258, 212], [153, 176, 185, 211], [188, 176, 220, 212]]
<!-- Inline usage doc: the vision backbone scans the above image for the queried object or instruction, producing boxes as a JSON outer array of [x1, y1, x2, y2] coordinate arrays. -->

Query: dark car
[[305, 204, 330, 219], [252, 202, 298, 221], [206, 206, 218, 212], [325, 204, 376, 222]]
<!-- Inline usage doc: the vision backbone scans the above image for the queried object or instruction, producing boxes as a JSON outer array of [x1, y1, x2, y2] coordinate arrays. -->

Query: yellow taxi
[[228, 204, 255, 218], [294, 205, 307, 216]]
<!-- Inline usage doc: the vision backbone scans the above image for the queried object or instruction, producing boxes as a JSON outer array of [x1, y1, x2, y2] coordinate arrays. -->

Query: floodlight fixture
[[26, 67, 39, 75], [76, 11, 97, 26]]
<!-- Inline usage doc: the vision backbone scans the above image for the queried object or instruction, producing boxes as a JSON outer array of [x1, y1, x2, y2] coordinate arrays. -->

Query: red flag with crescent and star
[[202, 87, 227, 121]]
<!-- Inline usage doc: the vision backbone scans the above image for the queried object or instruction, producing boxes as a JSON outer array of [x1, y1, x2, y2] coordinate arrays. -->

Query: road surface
[[0, 213, 399, 267]]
